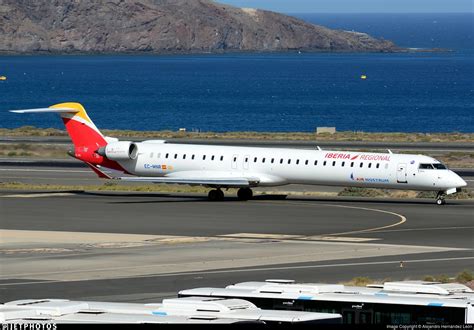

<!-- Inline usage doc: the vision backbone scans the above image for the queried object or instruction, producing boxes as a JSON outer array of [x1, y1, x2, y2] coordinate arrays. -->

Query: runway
[[1, 190, 473, 302]]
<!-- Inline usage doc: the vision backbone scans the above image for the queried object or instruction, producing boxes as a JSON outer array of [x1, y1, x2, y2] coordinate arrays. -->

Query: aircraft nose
[[453, 172, 467, 188]]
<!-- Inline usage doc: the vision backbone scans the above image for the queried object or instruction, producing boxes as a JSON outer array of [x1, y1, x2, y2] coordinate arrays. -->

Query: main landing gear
[[237, 188, 253, 201], [208, 189, 224, 201], [436, 191, 446, 205], [207, 188, 254, 201]]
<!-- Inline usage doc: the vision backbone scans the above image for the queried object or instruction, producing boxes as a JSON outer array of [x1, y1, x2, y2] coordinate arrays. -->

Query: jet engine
[[96, 141, 138, 160]]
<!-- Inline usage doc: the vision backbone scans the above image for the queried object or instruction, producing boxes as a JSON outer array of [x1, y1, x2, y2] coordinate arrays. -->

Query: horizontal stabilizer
[[118, 176, 258, 188], [10, 108, 79, 114]]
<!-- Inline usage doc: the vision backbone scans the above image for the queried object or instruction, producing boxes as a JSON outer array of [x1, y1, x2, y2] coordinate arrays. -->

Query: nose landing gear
[[436, 191, 446, 205]]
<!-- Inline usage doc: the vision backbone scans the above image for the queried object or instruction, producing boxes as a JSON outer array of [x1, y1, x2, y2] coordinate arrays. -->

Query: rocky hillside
[[0, 0, 398, 54]]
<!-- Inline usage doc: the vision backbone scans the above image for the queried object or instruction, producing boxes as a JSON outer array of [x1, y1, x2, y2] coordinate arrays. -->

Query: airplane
[[10, 102, 467, 205]]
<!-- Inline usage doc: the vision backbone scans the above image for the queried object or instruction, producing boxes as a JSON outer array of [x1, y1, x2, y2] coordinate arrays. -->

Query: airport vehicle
[[179, 280, 474, 324], [11, 102, 467, 204], [1, 296, 342, 324]]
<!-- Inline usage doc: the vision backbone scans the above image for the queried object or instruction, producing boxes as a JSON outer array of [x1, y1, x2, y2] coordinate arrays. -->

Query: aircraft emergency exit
[[11, 102, 467, 205]]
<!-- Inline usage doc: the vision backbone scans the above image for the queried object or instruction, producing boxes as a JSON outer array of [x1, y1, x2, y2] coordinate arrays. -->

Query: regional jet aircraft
[[11, 103, 467, 204]]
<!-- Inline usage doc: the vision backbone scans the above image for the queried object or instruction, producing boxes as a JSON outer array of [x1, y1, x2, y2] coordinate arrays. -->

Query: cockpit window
[[419, 163, 434, 169], [419, 163, 447, 170], [433, 163, 447, 170]]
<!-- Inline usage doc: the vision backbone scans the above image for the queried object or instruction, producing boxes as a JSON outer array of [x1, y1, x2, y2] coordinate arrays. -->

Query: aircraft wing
[[117, 175, 260, 188]]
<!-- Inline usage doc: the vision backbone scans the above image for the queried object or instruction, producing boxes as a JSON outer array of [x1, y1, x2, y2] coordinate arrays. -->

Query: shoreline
[[1, 127, 473, 143], [0, 47, 451, 56]]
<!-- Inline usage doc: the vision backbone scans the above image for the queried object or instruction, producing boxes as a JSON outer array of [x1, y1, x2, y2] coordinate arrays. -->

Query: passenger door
[[397, 163, 408, 183]]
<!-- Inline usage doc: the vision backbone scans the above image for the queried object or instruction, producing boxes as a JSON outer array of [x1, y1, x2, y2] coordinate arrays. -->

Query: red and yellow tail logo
[[50, 102, 106, 149]]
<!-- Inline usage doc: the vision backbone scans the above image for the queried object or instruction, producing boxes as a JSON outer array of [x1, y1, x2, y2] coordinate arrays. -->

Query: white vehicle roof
[[1, 296, 341, 324], [179, 280, 474, 309]]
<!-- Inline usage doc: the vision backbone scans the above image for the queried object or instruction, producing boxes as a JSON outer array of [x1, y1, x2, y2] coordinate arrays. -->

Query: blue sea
[[0, 13, 472, 133]]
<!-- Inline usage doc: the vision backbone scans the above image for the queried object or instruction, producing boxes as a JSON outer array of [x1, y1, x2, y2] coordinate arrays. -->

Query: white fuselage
[[117, 142, 466, 192]]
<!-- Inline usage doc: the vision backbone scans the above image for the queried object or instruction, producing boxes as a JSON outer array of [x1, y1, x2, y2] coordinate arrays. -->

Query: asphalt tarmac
[[1, 190, 473, 303]]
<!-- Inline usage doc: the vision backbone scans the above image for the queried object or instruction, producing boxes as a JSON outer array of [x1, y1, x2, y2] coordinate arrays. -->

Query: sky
[[217, 0, 473, 13]]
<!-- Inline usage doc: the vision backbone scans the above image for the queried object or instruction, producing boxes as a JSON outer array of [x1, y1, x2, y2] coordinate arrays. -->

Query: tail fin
[[11, 102, 107, 149], [10, 102, 124, 172]]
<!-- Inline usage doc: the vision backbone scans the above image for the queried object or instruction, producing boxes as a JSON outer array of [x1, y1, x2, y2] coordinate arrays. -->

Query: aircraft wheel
[[436, 198, 446, 205], [208, 189, 224, 201], [237, 188, 253, 201]]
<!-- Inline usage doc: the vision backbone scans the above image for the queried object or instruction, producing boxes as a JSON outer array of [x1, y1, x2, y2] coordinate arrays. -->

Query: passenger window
[[254, 157, 257, 162], [271, 158, 275, 164], [350, 162, 354, 167], [296, 159, 300, 165], [332, 161, 336, 166], [280, 159, 284, 164], [305, 160, 308, 165], [360, 162, 363, 168], [368, 163, 372, 168], [233, 157, 237, 162], [211, 155, 215, 161], [203, 155, 206, 160], [245, 157, 248, 162], [314, 160, 318, 166], [192, 154, 195, 160], [323, 161, 327, 166], [166, 153, 169, 159], [174, 154, 178, 159], [157, 153, 161, 158], [342, 161, 345, 167], [376, 163, 380, 169], [262, 158, 266, 163], [288, 159, 291, 164], [183, 154, 186, 159], [220, 156, 224, 161]]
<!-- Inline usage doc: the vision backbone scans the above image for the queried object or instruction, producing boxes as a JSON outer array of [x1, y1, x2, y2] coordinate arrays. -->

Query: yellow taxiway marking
[[319, 203, 407, 236], [253, 200, 407, 237]]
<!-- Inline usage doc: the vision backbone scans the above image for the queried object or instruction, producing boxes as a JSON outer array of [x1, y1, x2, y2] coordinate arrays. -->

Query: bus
[[179, 280, 474, 324]]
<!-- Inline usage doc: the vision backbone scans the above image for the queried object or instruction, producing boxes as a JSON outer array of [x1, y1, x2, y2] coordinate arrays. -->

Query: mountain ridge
[[0, 0, 399, 54]]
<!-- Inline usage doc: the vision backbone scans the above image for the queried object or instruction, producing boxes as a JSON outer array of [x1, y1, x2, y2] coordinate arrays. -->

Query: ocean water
[[0, 14, 472, 133]]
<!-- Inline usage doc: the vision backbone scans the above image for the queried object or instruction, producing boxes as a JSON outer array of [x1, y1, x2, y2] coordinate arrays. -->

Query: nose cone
[[457, 177, 467, 188], [453, 172, 467, 188]]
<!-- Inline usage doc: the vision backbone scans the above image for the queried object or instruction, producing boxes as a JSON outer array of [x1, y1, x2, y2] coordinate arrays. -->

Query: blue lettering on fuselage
[[144, 164, 162, 169], [364, 178, 390, 183]]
